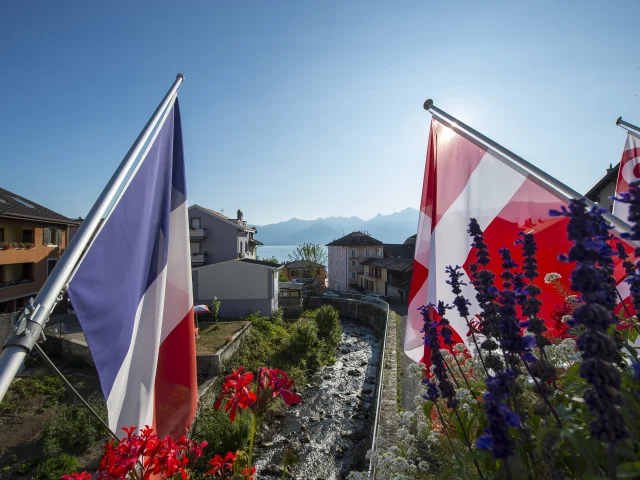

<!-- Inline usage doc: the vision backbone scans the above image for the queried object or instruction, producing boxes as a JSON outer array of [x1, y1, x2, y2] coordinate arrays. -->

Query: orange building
[[282, 261, 327, 289], [0, 188, 79, 313]]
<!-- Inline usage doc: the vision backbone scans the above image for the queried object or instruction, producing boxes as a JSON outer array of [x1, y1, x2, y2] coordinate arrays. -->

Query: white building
[[326, 231, 384, 292], [192, 258, 282, 318]]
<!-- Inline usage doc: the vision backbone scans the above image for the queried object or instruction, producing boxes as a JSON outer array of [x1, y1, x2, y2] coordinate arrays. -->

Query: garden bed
[[0, 356, 108, 479], [195, 321, 247, 354]]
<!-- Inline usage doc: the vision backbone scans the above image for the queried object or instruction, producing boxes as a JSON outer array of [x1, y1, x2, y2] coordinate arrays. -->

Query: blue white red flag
[[67, 99, 197, 438]]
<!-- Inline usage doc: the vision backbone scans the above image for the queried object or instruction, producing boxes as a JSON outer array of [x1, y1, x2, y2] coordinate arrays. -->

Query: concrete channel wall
[[307, 296, 397, 476]]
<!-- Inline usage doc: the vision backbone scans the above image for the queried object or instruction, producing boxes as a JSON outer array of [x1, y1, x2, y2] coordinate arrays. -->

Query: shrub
[[211, 297, 221, 322], [31, 454, 80, 480], [289, 319, 319, 360], [0, 375, 65, 413], [315, 305, 342, 346], [190, 403, 251, 467], [43, 394, 108, 458]]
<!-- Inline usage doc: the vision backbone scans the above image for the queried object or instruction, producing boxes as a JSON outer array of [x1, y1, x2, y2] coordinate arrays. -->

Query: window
[[364, 249, 370, 257], [0, 228, 4, 242], [351, 260, 356, 267], [351, 272, 356, 279], [47, 259, 57, 277], [43, 228, 60, 246], [340, 260, 343, 266], [22, 229, 33, 243], [23, 263, 33, 281], [350, 249, 356, 258], [190, 242, 200, 254], [376, 248, 382, 257], [190, 218, 200, 229], [11, 197, 35, 208]]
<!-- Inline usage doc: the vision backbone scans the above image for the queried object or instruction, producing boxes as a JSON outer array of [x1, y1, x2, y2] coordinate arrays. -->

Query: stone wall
[[42, 333, 95, 368], [0, 313, 14, 349]]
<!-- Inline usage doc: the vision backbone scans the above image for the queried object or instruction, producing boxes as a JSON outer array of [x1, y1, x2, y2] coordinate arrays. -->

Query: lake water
[[258, 245, 329, 264]]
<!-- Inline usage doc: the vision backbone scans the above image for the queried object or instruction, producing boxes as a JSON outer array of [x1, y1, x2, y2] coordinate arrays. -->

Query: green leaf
[[629, 327, 638, 343], [423, 400, 434, 419], [616, 461, 640, 478]]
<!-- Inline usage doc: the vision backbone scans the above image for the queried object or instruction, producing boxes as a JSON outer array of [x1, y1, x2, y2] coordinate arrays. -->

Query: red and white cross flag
[[405, 117, 634, 363], [613, 131, 640, 222]]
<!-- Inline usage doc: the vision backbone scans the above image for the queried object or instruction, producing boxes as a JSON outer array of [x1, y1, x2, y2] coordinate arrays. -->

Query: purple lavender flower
[[421, 378, 440, 402], [475, 371, 519, 459], [553, 198, 629, 442]]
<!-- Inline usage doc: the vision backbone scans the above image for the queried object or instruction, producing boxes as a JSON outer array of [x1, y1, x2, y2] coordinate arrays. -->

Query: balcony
[[191, 252, 207, 267], [0, 263, 35, 290], [189, 228, 207, 240]]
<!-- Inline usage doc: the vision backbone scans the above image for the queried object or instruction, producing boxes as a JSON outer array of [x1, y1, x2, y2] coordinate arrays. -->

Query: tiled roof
[[0, 187, 78, 224], [585, 163, 619, 201], [285, 260, 325, 269], [360, 257, 413, 272], [383, 244, 415, 259], [326, 231, 384, 247], [240, 258, 282, 268]]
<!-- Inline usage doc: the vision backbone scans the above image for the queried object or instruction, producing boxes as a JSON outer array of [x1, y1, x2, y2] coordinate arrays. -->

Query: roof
[[284, 260, 325, 269], [239, 258, 283, 269], [383, 243, 415, 259], [403, 234, 417, 245], [385, 259, 413, 273], [249, 239, 264, 246], [360, 257, 413, 272], [0, 187, 78, 225], [189, 204, 256, 233], [360, 257, 391, 267], [326, 231, 384, 247], [585, 163, 619, 201], [279, 282, 303, 290]]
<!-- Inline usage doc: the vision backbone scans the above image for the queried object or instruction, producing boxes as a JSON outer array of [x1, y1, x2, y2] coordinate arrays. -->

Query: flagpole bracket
[[176, 73, 185, 81], [423, 99, 434, 111]]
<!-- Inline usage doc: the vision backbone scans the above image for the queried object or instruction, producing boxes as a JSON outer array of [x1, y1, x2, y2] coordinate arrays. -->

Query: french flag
[[67, 99, 197, 438]]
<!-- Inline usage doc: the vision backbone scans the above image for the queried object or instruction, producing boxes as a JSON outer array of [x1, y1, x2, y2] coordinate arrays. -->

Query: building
[[326, 232, 384, 292], [0, 188, 79, 313], [282, 261, 327, 289], [585, 163, 619, 213], [278, 281, 303, 317], [191, 258, 282, 318], [188, 206, 263, 268], [359, 258, 387, 295], [358, 257, 413, 300]]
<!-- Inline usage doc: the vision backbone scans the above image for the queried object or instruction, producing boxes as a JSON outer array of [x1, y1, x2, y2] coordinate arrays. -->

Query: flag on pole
[[613, 130, 640, 221], [67, 99, 197, 438], [405, 117, 633, 363]]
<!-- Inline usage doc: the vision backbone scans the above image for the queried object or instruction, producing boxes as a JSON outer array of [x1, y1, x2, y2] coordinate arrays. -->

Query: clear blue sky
[[1, 1, 638, 225]]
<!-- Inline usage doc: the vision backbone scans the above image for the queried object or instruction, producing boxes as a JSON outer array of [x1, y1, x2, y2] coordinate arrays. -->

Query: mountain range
[[253, 208, 419, 245]]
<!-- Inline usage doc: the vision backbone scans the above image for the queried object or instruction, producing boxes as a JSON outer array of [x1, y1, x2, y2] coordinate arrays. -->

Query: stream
[[253, 319, 381, 479]]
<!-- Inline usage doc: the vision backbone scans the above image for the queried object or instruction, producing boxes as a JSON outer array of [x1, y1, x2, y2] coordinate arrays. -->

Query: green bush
[[0, 375, 65, 413], [190, 403, 251, 467], [31, 454, 80, 480], [43, 394, 108, 458], [315, 305, 342, 346]]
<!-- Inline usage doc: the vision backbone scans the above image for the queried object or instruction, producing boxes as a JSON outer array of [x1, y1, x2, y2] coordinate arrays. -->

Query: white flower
[[566, 295, 578, 302], [544, 272, 562, 283], [454, 343, 466, 352], [561, 315, 573, 323]]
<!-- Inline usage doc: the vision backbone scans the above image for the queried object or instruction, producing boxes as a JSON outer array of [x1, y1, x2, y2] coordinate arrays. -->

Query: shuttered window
[[43, 228, 61, 246]]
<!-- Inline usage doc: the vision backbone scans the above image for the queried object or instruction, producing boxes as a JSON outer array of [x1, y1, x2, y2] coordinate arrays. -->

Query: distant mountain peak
[[255, 208, 419, 246]]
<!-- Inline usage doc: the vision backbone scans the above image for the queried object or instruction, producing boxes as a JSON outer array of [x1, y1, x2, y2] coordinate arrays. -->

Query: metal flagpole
[[0, 74, 185, 403], [616, 117, 640, 136], [423, 99, 635, 237]]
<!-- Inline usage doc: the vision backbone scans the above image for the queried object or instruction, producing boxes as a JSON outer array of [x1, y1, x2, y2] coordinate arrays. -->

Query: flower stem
[[434, 402, 461, 467], [520, 355, 562, 428], [443, 358, 461, 389], [247, 412, 257, 476], [461, 315, 489, 377], [452, 406, 485, 480], [451, 352, 483, 409]]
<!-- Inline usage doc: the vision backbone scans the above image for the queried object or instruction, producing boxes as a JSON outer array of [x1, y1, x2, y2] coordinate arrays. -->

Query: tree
[[288, 243, 328, 308], [261, 256, 288, 282]]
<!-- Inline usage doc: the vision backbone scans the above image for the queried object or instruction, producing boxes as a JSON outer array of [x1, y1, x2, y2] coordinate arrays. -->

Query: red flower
[[206, 451, 237, 478], [466, 315, 483, 337], [265, 368, 301, 406], [215, 367, 258, 420]]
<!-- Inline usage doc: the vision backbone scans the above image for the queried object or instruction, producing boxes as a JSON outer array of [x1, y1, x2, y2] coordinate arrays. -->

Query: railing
[[0, 278, 35, 290], [191, 252, 207, 266], [189, 228, 207, 240]]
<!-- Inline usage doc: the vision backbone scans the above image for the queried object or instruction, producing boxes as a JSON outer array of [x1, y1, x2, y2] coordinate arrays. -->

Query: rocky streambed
[[253, 319, 381, 479]]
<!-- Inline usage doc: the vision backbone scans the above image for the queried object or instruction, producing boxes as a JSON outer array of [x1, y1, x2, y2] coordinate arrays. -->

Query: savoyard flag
[[68, 99, 197, 438]]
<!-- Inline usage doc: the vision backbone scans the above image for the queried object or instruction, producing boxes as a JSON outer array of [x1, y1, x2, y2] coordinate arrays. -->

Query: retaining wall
[[306, 297, 387, 332], [196, 322, 251, 376]]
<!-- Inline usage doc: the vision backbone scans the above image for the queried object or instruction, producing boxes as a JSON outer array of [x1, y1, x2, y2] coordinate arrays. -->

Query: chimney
[[237, 209, 243, 223]]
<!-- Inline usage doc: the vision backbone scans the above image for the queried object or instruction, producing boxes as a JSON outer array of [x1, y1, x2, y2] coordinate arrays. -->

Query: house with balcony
[[326, 231, 384, 292], [188, 206, 263, 268], [0, 187, 79, 313], [359, 257, 387, 295]]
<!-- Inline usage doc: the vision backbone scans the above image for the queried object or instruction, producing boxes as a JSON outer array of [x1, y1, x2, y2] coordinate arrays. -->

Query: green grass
[[196, 322, 247, 354]]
